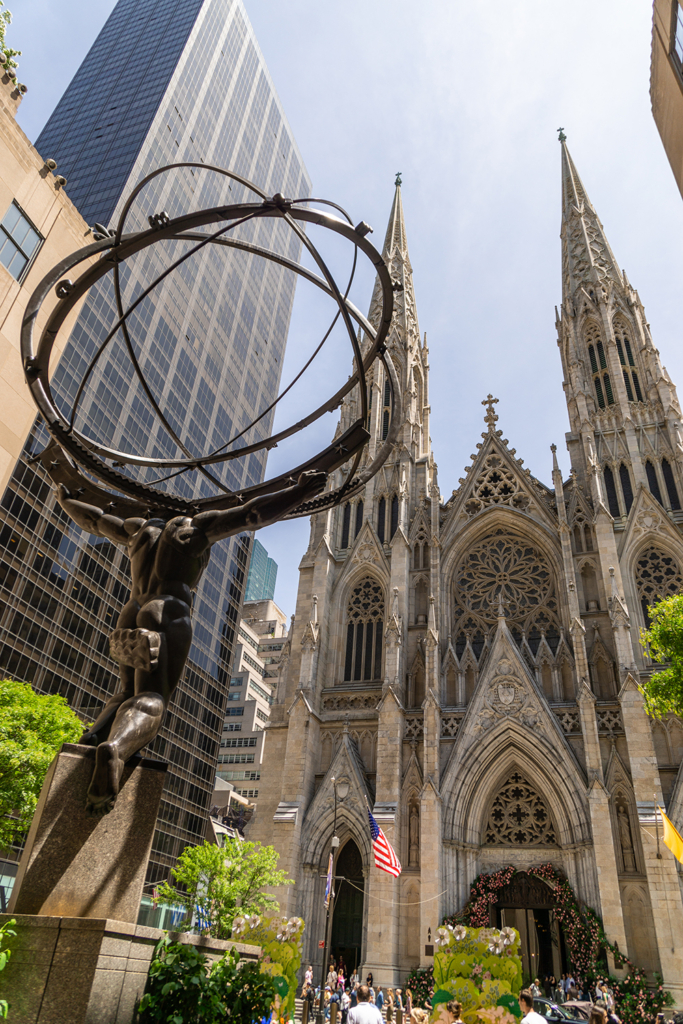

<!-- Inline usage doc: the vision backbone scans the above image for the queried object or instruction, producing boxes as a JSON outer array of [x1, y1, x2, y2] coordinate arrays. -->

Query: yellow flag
[[658, 807, 683, 864]]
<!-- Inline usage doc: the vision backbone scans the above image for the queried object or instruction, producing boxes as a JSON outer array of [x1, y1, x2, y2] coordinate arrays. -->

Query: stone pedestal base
[[8, 743, 166, 923], [0, 914, 260, 1024]]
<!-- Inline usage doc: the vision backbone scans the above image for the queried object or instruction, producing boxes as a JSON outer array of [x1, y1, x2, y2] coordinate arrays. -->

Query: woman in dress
[[386, 989, 395, 1024], [404, 989, 413, 1021]]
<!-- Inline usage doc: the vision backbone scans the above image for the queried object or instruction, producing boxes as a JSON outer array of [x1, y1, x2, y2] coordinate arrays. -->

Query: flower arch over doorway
[[441, 864, 672, 1024]]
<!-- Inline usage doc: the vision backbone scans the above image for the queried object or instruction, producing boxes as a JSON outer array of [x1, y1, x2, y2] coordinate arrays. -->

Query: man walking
[[349, 986, 383, 1024], [519, 990, 545, 1024], [376, 987, 385, 1016]]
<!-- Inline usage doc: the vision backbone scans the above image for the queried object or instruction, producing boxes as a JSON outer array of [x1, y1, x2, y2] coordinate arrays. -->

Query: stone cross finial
[[482, 394, 499, 431], [395, 171, 402, 187], [557, 127, 566, 142]]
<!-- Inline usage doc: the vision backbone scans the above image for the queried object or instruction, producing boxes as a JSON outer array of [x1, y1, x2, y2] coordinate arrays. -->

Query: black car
[[533, 999, 590, 1023]]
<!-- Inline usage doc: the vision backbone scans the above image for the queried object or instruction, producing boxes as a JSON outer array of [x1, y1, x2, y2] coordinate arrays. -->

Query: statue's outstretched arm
[[55, 484, 134, 545], [196, 470, 327, 544]]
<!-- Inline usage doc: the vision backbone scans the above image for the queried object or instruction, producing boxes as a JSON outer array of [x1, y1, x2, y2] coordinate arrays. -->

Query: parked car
[[533, 999, 591, 1023]]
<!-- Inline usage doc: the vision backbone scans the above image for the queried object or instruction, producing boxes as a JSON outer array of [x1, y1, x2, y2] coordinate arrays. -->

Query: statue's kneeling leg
[[85, 691, 165, 816]]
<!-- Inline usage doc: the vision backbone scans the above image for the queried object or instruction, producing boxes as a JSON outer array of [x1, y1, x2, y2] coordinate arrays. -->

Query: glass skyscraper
[[0, 0, 310, 885], [244, 539, 278, 602]]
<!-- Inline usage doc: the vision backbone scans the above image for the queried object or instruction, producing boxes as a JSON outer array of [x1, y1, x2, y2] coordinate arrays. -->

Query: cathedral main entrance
[[492, 872, 566, 983], [331, 840, 364, 974]]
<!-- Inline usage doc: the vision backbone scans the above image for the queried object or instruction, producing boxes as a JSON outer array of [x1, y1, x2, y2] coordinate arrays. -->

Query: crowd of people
[[300, 963, 622, 1024], [301, 960, 431, 1024], [528, 974, 617, 1010]]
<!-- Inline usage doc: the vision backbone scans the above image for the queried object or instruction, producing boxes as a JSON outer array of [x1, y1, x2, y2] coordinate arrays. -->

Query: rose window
[[635, 547, 683, 626], [452, 530, 560, 654], [485, 771, 557, 847]]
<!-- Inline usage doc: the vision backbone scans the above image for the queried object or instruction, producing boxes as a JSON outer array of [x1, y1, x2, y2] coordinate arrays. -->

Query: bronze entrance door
[[492, 872, 565, 986], [331, 841, 364, 975]]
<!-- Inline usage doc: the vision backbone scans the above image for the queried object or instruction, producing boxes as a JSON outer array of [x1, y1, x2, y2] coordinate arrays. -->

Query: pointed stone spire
[[381, 173, 409, 257], [367, 176, 419, 350], [560, 138, 623, 304]]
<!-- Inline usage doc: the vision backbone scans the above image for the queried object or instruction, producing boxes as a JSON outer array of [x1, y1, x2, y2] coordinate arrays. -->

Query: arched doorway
[[331, 840, 364, 974], [492, 872, 566, 983]]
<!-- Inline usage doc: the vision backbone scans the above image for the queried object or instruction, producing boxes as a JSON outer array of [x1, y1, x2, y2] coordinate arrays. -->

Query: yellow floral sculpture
[[430, 925, 523, 1024]]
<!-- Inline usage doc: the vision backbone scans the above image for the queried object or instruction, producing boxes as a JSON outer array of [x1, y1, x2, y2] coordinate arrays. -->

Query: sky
[[10, 1, 683, 622]]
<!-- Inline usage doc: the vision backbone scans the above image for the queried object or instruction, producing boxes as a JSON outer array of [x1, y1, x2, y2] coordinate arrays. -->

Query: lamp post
[[316, 777, 350, 1024]]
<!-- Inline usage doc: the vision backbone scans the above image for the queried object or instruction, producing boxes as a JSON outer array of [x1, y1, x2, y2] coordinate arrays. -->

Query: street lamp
[[316, 778, 350, 1024]]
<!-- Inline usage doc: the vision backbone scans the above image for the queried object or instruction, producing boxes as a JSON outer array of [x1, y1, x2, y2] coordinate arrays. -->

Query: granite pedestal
[[0, 914, 260, 1024], [8, 743, 167, 922]]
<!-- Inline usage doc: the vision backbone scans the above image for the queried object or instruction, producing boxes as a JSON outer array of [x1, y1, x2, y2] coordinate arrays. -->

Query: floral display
[[443, 863, 672, 1024], [236, 914, 305, 1023], [429, 924, 522, 1024]]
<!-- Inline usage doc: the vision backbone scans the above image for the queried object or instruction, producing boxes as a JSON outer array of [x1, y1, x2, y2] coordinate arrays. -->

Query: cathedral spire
[[560, 136, 623, 307], [381, 174, 409, 259]]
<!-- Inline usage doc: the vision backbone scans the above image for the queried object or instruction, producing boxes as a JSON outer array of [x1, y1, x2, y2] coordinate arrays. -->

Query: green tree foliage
[[154, 839, 292, 940], [137, 937, 278, 1024], [0, 679, 82, 848], [0, 4, 20, 71], [639, 594, 683, 718]]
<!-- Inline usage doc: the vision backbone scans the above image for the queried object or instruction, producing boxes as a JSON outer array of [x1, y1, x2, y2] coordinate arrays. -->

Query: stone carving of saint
[[617, 805, 636, 872], [409, 804, 420, 867]]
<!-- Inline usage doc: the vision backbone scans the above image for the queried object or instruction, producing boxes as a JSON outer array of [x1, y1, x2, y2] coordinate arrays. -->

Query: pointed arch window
[[341, 502, 351, 549], [603, 372, 614, 405], [594, 376, 605, 409], [603, 465, 621, 518], [645, 461, 664, 506], [381, 378, 391, 441], [619, 463, 634, 514], [662, 458, 681, 511], [390, 493, 399, 538], [596, 341, 607, 368], [588, 345, 599, 374], [377, 496, 386, 544], [632, 371, 643, 402], [635, 547, 683, 627], [343, 577, 385, 682], [355, 499, 364, 538], [616, 337, 627, 365], [622, 370, 634, 402]]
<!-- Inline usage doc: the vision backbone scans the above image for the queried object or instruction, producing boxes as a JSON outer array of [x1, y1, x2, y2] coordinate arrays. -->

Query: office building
[[244, 538, 278, 602], [651, 0, 683, 197], [216, 615, 275, 802], [242, 597, 289, 681], [249, 151, 683, 993], [0, 0, 310, 886], [0, 76, 97, 496]]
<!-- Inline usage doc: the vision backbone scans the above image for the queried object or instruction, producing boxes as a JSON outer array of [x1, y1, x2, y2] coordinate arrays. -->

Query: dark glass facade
[[0, 0, 310, 883], [244, 539, 278, 602]]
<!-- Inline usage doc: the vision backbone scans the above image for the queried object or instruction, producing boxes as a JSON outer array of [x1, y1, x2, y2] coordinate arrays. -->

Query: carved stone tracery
[[485, 770, 557, 847], [635, 547, 683, 624], [465, 454, 530, 517], [452, 531, 561, 651]]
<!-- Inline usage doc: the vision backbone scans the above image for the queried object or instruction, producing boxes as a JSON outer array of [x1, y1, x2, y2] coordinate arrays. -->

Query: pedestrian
[[376, 987, 385, 1015], [443, 1002, 465, 1024], [395, 989, 404, 1015], [530, 980, 541, 998], [342, 989, 351, 1024], [339, 967, 346, 992], [305, 966, 314, 987], [348, 985, 383, 1024], [404, 990, 413, 1020], [350, 987, 359, 1010], [367, 974, 374, 991], [351, 970, 360, 990], [519, 990, 546, 1024], [386, 989, 395, 1023], [325, 988, 332, 1021], [328, 966, 339, 990], [589, 1008, 607, 1024]]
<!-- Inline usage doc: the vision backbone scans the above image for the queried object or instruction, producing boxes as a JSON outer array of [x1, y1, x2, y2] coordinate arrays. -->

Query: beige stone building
[[247, 144, 683, 997], [0, 72, 95, 495]]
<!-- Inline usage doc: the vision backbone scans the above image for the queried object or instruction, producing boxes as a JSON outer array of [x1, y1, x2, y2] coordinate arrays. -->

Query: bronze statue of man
[[55, 470, 326, 815]]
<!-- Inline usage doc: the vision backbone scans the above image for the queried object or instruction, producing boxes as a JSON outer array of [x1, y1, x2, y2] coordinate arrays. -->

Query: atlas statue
[[55, 472, 325, 814], [21, 162, 398, 814]]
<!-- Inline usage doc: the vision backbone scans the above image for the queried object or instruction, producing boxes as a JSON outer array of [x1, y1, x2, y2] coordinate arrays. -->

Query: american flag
[[367, 806, 402, 877]]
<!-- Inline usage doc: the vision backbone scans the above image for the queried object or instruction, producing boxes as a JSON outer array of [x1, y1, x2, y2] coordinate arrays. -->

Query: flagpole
[[655, 794, 662, 859], [316, 779, 341, 1024]]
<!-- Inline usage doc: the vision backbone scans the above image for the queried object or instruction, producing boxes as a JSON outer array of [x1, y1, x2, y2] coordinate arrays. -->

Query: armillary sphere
[[20, 162, 399, 519]]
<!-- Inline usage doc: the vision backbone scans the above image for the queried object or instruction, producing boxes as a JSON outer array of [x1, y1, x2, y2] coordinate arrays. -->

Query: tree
[[0, 679, 82, 848], [154, 838, 293, 940], [639, 594, 683, 718]]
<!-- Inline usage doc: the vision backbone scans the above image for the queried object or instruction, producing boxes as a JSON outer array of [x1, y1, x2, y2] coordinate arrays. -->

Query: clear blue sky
[[10, 1, 683, 620]]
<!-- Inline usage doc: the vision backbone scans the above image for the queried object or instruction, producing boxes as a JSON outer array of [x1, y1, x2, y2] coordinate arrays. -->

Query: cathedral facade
[[247, 144, 683, 998]]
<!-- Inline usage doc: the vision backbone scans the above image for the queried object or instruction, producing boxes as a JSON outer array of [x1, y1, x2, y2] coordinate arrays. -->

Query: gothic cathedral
[[248, 142, 683, 997]]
